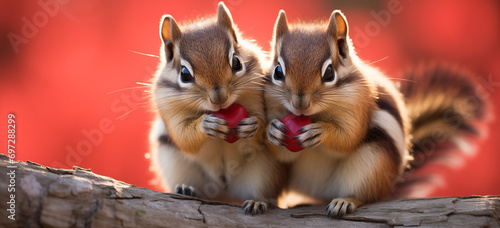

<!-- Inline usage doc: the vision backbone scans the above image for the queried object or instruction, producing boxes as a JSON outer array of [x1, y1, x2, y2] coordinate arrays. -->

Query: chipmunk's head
[[155, 2, 260, 112], [267, 10, 370, 116]]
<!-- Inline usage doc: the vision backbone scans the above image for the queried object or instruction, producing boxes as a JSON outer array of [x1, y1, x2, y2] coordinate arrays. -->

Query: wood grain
[[0, 154, 498, 227]]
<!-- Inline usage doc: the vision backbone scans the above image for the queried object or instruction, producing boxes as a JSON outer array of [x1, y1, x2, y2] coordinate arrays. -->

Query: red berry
[[281, 113, 313, 152], [211, 103, 249, 143]]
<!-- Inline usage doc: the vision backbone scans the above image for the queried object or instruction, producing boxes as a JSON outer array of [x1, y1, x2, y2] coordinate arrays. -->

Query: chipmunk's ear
[[328, 10, 349, 59], [160, 15, 181, 62], [161, 15, 181, 43], [217, 2, 238, 43], [273, 10, 289, 42]]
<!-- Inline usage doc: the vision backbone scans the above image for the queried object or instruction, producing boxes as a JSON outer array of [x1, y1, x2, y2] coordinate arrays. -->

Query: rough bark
[[0, 154, 498, 227]]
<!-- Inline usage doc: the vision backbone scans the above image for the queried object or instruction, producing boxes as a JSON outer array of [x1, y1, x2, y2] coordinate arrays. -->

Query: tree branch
[[0, 154, 498, 227]]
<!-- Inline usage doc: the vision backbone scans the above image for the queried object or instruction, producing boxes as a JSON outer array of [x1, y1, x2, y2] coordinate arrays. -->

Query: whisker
[[155, 90, 203, 99], [366, 56, 389, 66], [386, 77, 417, 83], [158, 95, 201, 102], [108, 86, 150, 94], [194, 98, 205, 113], [319, 97, 373, 104], [231, 76, 265, 90], [129, 50, 159, 58], [264, 91, 287, 97], [168, 98, 204, 118], [137, 82, 153, 86], [115, 105, 146, 120], [315, 101, 368, 121], [265, 99, 285, 107], [233, 88, 266, 92], [249, 82, 266, 87], [346, 65, 360, 75]]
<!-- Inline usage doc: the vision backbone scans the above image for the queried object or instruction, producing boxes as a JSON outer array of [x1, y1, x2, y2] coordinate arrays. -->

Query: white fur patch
[[371, 110, 408, 171], [287, 144, 383, 202]]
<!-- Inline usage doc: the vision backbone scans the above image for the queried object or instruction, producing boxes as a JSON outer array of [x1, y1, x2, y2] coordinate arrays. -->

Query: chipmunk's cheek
[[301, 105, 319, 116]]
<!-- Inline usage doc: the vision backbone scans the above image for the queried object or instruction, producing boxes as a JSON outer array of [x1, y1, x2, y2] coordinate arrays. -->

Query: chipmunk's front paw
[[242, 200, 267, 215], [326, 198, 357, 219], [295, 123, 323, 148], [236, 116, 258, 139], [267, 119, 288, 146], [174, 184, 197, 197], [202, 114, 230, 139]]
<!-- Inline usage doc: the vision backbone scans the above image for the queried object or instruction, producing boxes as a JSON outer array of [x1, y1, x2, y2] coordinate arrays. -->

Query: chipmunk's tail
[[393, 64, 492, 198]]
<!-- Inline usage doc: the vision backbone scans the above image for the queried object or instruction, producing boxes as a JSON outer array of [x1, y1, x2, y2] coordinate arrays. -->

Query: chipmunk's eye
[[180, 66, 194, 83], [231, 55, 243, 72], [274, 64, 285, 81], [323, 64, 335, 82]]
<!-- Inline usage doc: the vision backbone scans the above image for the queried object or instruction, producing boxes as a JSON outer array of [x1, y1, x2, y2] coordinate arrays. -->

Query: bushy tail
[[394, 64, 492, 198]]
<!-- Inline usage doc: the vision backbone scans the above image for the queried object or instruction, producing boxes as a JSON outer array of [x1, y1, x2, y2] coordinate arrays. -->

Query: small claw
[[258, 203, 267, 214], [268, 131, 286, 146], [326, 198, 358, 219], [174, 184, 182, 194], [236, 116, 258, 139], [205, 114, 228, 125], [202, 114, 230, 139], [242, 200, 251, 209], [184, 186, 196, 197], [237, 116, 257, 126], [271, 119, 288, 132], [346, 202, 355, 213], [242, 200, 254, 215], [174, 184, 196, 197], [267, 119, 287, 146], [335, 201, 346, 219], [242, 200, 267, 216], [296, 123, 323, 148], [298, 127, 305, 133]]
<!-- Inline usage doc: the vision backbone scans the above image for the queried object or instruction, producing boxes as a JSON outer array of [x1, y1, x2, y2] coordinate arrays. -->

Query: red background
[[1, 0, 499, 197]]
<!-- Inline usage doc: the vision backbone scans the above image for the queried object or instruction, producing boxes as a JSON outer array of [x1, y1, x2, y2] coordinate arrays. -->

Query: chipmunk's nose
[[209, 86, 228, 105], [292, 93, 311, 110]]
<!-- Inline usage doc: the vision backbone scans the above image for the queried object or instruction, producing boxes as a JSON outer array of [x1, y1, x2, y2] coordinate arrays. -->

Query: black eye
[[180, 66, 194, 83], [231, 55, 243, 72], [274, 64, 285, 81], [323, 64, 335, 82]]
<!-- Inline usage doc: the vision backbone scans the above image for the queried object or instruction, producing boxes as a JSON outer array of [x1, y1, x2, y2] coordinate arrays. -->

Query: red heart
[[211, 103, 249, 143], [281, 113, 313, 152]]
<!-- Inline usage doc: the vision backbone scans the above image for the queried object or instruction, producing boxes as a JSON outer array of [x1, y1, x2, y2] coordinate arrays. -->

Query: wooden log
[[0, 154, 498, 227]]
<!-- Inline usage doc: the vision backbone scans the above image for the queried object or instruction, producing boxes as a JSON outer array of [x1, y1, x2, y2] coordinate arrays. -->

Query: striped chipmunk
[[149, 2, 284, 215], [264, 9, 490, 219]]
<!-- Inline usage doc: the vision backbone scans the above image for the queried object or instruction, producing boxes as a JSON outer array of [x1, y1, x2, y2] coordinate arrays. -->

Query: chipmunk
[[265, 10, 490, 219], [149, 2, 283, 215]]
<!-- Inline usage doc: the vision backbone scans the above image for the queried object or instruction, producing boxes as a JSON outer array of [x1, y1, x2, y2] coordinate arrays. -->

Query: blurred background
[[1, 0, 499, 197]]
